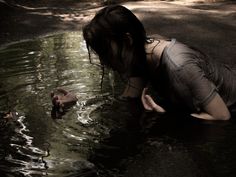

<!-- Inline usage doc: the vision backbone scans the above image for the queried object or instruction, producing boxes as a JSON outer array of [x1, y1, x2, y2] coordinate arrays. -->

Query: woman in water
[[53, 5, 236, 121]]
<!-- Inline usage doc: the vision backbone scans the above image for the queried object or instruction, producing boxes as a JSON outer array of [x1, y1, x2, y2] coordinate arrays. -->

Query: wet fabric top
[[149, 39, 236, 112]]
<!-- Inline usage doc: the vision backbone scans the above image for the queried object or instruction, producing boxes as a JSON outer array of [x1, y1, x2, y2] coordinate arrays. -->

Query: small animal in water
[[0, 111, 19, 129], [0, 111, 17, 120]]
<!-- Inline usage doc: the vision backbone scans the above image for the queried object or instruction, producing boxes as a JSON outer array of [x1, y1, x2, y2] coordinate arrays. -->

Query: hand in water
[[50, 88, 78, 118], [141, 88, 165, 113]]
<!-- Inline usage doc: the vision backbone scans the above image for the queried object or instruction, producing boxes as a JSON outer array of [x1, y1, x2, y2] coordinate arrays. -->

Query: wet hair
[[83, 5, 149, 78]]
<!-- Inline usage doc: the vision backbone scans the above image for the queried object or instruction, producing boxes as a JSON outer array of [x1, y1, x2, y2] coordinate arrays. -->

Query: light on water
[[0, 32, 121, 177], [1, 32, 236, 177]]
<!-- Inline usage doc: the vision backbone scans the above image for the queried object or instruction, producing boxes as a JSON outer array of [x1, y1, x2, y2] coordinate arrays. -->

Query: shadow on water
[[1, 32, 236, 177]]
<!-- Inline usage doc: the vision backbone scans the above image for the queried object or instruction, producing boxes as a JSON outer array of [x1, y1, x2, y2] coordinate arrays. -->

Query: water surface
[[1, 32, 236, 177], [0, 32, 128, 177]]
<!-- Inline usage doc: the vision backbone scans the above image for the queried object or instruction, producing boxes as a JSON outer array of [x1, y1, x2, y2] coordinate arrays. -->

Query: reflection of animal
[[51, 105, 65, 119], [41, 142, 50, 170]]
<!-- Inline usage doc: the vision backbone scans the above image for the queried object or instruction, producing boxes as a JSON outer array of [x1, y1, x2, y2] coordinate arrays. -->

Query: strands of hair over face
[[85, 43, 105, 90], [83, 5, 149, 90]]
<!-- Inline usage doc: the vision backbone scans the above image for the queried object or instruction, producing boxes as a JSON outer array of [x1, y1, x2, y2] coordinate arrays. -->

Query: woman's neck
[[145, 39, 171, 66]]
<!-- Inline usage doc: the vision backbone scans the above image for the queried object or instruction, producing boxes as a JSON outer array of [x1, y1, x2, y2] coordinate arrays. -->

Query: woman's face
[[109, 40, 133, 76], [109, 41, 125, 73]]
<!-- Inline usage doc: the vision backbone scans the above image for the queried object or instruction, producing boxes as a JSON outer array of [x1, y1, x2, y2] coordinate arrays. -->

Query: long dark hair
[[83, 5, 148, 78]]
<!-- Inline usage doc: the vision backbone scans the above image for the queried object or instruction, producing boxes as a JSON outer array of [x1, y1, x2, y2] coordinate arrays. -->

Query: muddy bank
[[0, 0, 102, 45]]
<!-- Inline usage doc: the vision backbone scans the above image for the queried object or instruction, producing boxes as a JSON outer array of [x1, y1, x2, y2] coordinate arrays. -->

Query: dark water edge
[[1, 32, 236, 177], [90, 110, 236, 177], [123, 114, 236, 177]]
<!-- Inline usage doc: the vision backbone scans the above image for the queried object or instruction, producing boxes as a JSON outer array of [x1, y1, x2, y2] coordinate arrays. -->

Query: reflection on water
[[0, 32, 125, 177], [1, 32, 236, 177]]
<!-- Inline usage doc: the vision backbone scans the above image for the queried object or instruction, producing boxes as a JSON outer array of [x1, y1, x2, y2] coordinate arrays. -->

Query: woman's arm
[[175, 60, 231, 121], [141, 88, 166, 113], [141, 87, 230, 120], [191, 93, 230, 120]]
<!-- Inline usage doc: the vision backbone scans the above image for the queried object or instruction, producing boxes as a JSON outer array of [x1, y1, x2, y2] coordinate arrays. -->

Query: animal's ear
[[125, 33, 133, 46]]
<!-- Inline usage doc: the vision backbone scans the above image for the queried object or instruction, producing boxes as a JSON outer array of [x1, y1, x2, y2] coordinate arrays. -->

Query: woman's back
[[149, 39, 236, 112]]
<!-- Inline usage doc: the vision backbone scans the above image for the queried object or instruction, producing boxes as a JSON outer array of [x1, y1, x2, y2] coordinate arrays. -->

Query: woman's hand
[[141, 88, 165, 113], [51, 88, 78, 109]]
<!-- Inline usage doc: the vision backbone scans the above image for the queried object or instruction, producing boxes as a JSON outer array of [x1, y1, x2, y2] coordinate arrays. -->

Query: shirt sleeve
[[177, 62, 217, 111]]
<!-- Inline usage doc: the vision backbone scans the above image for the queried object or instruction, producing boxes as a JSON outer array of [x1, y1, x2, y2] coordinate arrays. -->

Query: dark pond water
[[1, 32, 236, 177]]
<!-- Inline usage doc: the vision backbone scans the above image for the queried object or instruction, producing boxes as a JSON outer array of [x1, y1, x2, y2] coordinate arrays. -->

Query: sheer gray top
[[150, 39, 236, 112]]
